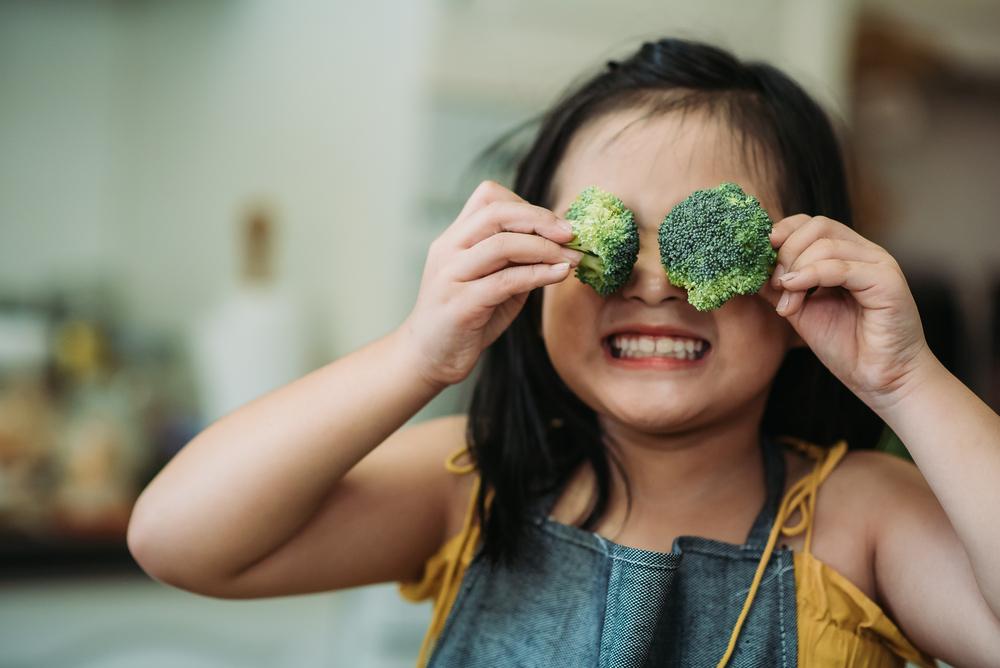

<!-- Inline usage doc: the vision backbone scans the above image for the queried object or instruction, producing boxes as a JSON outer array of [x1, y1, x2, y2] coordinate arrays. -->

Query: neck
[[596, 406, 767, 517]]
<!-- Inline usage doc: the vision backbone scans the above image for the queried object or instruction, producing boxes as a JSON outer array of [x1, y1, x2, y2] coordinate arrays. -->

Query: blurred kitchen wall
[[1, 0, 997, 666], [1, 0, 864, 365], [1, 0, 431, 356]]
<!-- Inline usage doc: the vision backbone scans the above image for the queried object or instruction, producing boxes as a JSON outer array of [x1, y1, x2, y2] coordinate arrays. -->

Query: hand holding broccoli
[[562, 186, 640, 296], [764, 214, 931, 410], [400, 180, 583, 389]]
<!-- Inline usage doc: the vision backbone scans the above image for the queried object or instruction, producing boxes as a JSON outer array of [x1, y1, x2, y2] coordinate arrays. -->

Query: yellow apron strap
[[804, 440, 847, 553], [715, 439, 848, 667], [445, 446, 477, 474], [416, 448, 484, 666]]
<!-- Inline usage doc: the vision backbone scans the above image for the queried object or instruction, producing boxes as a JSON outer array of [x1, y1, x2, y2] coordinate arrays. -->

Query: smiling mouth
[[604, 333, 710, 361]]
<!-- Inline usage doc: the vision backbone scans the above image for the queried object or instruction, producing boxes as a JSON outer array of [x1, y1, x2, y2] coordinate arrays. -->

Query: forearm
[[127, 325, 443, 583], [872, 350, 1000, 615]]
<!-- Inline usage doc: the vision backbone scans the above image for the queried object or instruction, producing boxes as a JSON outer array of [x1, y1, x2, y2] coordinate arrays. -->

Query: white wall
[[428, 0, 859, 117], [1, 0, 862, 357], [1, 0, 432, 358], [0, 3, 117, 292], [110, 0, 434, 355]]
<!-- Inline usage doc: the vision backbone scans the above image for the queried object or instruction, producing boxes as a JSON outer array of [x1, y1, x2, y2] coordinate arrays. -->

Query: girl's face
[[542, 107, 798, 435]]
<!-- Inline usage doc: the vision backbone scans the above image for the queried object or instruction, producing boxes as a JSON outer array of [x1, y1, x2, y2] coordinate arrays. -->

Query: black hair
[[465, 37, 883, 568]]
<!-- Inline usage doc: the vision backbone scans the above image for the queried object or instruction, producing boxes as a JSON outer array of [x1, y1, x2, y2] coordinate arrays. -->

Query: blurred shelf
[[0, 529, 141, 580]]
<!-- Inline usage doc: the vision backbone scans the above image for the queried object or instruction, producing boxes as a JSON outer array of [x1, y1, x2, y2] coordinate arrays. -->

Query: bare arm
[[127, 180, 581, 598], [767, 214, 1000, 664], [127, 327, 447, 596], [871, 354, 1000, 666]]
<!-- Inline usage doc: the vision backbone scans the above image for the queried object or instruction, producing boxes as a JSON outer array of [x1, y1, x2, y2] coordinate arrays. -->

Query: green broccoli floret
[[658, 182, 777, 311], [563, 186, 640, 296]]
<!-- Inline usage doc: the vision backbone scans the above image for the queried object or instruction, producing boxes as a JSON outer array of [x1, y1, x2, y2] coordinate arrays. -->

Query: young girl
[[128, 39, 1000, 667]]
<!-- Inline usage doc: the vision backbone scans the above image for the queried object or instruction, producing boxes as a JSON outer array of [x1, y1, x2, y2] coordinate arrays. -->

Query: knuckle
[[437, 255, 461, 283], [464, 181, 501, 214], [813, 215, 840, 232], [491, 232, 512, 256], [483, 198, 504, 214], [497, 268, 519, 293], [481, 200, 508, 228], [427, 236, 446, 261], [475, 179, 503, 201], [813, 237, 835, 256], [777, 213, 809, 230]]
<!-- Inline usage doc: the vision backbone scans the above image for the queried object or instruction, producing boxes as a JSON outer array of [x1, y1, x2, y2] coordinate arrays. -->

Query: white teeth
[[609, 334, 707, 360]]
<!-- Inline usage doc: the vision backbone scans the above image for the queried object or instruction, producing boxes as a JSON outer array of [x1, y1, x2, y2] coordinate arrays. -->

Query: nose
[[618, 230, 687, 305]]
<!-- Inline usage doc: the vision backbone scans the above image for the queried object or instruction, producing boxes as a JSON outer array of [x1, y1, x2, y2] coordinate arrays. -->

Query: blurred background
[[1, 0, 998, 666]]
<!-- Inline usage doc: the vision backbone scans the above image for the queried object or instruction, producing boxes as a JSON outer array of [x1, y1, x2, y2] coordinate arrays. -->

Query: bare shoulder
[[782, 446, 931, 601], [825, 449, 933, 524], [384, 413, 476, 541]]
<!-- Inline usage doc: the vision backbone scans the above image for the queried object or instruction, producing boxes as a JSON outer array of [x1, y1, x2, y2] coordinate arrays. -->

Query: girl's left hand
[[759, 214, 932, 409]]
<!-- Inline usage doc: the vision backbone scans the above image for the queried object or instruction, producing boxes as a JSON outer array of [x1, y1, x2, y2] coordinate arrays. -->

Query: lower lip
[[601, 339, 710, 369]]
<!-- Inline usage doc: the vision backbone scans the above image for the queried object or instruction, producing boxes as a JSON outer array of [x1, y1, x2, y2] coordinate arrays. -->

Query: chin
[[601, 397, 705, 434]]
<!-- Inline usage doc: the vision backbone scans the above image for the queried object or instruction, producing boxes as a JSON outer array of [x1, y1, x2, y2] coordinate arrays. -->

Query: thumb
[[757, 280, 783, 310]]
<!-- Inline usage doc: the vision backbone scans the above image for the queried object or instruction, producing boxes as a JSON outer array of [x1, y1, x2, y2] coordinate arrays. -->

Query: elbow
[[127, 499, 198, 592], [127, 503, 245, 599], [127, 501, 179, 586]]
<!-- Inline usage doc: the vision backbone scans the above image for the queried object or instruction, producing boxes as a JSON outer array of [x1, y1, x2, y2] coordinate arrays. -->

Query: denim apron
[[426, 436, 797, 667]]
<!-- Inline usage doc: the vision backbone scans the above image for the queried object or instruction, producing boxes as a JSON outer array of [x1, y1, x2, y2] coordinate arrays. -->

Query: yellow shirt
[[399, 438, 936, 668]]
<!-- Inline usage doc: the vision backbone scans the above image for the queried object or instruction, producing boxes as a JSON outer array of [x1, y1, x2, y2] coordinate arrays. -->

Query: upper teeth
[[610, 335, 705, 359]]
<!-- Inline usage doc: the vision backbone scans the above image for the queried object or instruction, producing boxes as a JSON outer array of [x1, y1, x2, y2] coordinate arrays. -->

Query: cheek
[[541, 282, 601, 342], [541, 283, 606, 385], [717, 297, 794, 377]]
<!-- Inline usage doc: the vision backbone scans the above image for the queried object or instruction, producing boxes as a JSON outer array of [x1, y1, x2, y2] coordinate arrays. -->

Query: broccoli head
[[658, 182, 777, 311], [563, 186, 640, 296]]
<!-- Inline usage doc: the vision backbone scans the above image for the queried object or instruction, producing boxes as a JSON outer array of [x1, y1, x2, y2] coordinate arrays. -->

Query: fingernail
[[552, 262, 570, 272], [777, 292, 789, 312], [772, 264, 785, 287], [778, 271, 799, 282], [564, 250, 584, 265], [558, 221, 574, 234]]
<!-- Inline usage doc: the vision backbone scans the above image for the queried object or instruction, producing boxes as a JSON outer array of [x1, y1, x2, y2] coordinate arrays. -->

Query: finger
[[768, 214, 812, 248], [776, 259, 895, 314], [772, 216, 880, 286], [473, 262, 572, 307], [773, 237, 886, 288], [757, 278, 783, 310], [450, 200, 575, 249], [451, 232, 584, 282], [775, 287, 815, 318], [456, 180, 524, 221]]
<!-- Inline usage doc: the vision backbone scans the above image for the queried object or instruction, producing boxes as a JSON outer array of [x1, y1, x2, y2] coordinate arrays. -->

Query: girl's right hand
[[400, 180, 584, 389]]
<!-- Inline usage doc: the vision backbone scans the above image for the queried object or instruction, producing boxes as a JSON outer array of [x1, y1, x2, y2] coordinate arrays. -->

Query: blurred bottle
[[190, 205, 309, 425]]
